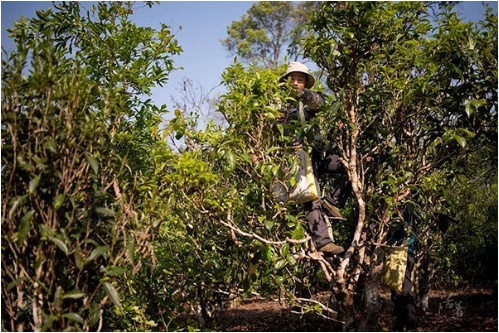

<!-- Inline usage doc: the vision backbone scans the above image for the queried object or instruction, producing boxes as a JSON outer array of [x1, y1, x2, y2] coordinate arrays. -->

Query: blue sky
[[1, 1, 498, 116], [1, 1, 255, 112]]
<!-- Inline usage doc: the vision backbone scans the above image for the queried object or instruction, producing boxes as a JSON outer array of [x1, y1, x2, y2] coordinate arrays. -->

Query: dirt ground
[[213, 287, 497, 332]]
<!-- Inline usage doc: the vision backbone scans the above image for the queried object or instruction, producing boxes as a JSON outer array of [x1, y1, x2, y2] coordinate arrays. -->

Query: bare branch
[[292, 297, 345, 323], [219, 219, 311, 245]]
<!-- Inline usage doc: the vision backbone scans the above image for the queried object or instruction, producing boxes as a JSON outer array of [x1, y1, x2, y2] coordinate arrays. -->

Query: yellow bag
[[381, 246, 408, 293], [272, 148, 320, 204]]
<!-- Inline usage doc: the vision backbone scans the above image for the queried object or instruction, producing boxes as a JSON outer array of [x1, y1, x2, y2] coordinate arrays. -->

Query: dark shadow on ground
[[213, 290, 498, 332]]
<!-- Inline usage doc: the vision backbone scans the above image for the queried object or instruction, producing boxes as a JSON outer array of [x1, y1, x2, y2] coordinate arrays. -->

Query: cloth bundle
[[381, 246, 408, 293]]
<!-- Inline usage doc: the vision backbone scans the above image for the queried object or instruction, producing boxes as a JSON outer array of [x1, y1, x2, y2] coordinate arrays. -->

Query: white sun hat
[[279, 62, 316, 89]]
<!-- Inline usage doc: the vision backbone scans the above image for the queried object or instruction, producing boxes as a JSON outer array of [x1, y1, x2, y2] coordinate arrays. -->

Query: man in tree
[[278, 62, 351, 255]]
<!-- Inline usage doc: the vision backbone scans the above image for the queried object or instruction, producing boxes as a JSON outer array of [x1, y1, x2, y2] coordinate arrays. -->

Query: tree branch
[[292, 297, 344, 323], [219, 218, 311, 245]]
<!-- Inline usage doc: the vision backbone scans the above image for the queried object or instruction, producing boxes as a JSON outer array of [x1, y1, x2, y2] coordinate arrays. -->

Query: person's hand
[[360, 153, 374, 163], [277, 111, 287, 122]]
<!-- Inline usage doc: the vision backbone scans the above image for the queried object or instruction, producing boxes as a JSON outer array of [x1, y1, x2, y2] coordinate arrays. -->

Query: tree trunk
[[415, 247, 432, 312], [357, 246, 385, 331]]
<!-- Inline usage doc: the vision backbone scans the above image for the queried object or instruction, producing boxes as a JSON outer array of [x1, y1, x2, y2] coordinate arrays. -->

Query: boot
[[318, 242, 345, 255], [323, 199, 346, 220]]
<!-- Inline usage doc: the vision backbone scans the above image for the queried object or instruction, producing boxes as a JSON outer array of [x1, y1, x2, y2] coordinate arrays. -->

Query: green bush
[[1, 2, 181, 331]]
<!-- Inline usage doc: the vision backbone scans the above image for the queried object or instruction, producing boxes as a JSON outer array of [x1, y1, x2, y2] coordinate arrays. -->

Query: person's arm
[[300, 89, 325, 113]]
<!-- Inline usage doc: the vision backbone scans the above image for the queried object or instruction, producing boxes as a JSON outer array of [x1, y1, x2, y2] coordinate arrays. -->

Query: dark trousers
[[303, 150, 351, 249]]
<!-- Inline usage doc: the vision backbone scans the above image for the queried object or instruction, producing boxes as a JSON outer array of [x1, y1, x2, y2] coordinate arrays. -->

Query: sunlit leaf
[[103, 282, 121, 307], [106, 266, 127, 276], [49, 236, 68, 256], [86, 246, 108, 263], [29, 174, 42, 194], [53, 193, 65, 210], [264, 219, 273, 231], [95, 207, 115, 217], [9, 195, 27, 220], [44, 140, 57, 154], [18, 209, 35, 244], [86, 153, 99, 174], [454, 135, 466, 148], [274, 259, 287, 270], [63, 290, 86, 299], [62, 312, 84, 324]]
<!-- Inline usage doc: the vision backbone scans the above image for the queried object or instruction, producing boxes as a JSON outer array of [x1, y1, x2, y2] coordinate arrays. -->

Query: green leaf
[[89, 303, 100, 327], [74, 246, 84, 270], [44, 140, 57, 154], [280, 243, 290, 257], [271, 164, 280, 176], [291, 224, 305, 240], [468, 35, 475, 50], [38, 224, 53, 238], [9, 195, 27, 220], [62, 312, 84, 324], [127, 234, 136, 265], [106, 266, 127, 276], [53, 193, 65, 210], [274, 259, 287, 270], [264, 219, 273, 231], [266, 146, 282, 154], [464, 102, 473, 117], [29, 174, 42, 194], [276, 123, 284, 137], [54, 286, 63, 312], [273, 275, 284, 286], [49, 236, 68, 256], [260, 244, 273, 261], [226, 150, 236, 171], [18, 209, 35, 245], [454, 134, 466, 148], [103, 282, 121, 307], [62, 290, 86, 299], [86, 153, 99, 174], [95, 207, 115, 217], [86, 246, 108, 263]]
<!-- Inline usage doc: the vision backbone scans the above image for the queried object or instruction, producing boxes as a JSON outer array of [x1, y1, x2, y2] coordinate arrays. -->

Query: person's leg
[[405, 296, 418, 330], [391, 291, 406, 331], [306, 151, 346, 255], [326, 174, 351, 208], [403, 255, 418, 330], [303, 199, 331, 249], [314, 151, 351, 205], [304, 199, 344, 254]]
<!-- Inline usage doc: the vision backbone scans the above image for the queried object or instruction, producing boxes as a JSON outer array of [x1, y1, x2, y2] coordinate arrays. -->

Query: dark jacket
[[279, 89, 326, 152], [279, 89, 325, 122]]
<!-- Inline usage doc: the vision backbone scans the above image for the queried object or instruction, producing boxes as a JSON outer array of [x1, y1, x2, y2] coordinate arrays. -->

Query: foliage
[[433, 146, 498, 286], [221, 1, 322, 68], [217, 63, 348, 306], [1, 2, 181, 331], [2, 1, 497, 332], [140, 63, 331, 329], [300, 1, 497, 326]]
